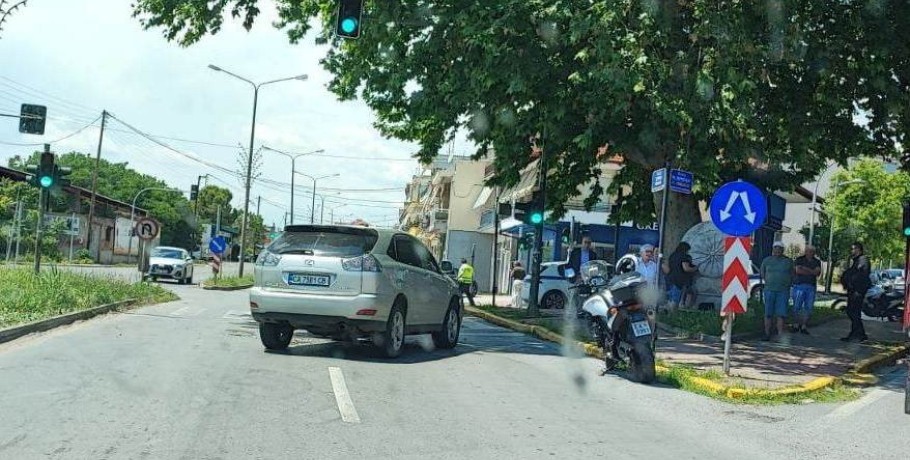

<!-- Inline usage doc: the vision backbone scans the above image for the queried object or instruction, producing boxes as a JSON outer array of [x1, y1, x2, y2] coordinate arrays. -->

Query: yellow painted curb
[[689, 377, 726, 394]]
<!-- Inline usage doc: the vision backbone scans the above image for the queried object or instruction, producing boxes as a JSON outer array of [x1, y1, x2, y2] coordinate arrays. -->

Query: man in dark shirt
[[792, 245, 821, 334], [665, 242, 698, 308], [840, 242, 871, 342], [568, 237, 599, 281]]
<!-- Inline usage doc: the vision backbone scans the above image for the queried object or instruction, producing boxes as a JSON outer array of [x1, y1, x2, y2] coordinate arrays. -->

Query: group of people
[[760, 241, 870, 342]]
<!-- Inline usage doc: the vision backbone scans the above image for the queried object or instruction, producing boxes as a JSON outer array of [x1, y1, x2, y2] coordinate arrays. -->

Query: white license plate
[[631, 320, 652, 337], [287, 274, 330, 287]]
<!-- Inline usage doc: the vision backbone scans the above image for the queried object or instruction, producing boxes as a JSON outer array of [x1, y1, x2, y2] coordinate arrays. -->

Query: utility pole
[[255, 195, 261, 258], [86, 110, 107, 261], [528, 134, 547, 317], [14, 200, 22, 261], [658, 160, 671, 254], [492, 187, 500, 307], [68, 212, 76, 262]]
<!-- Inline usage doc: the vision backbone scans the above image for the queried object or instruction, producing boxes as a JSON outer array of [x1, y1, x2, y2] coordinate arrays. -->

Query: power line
[[0, 114, 101, 146]]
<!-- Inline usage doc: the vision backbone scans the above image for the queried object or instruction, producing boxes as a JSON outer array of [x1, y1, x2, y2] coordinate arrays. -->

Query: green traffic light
[[904, 227, 910, 237], [530, 212, 543, 224], [341, 18, 357, 34], [39, 176, 53, 188]]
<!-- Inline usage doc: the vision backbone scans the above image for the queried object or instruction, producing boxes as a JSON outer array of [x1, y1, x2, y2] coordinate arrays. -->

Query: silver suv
[[250, 225, 462, 357]]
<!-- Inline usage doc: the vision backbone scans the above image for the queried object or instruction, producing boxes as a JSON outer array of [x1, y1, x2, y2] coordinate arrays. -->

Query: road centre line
[[328, 367, 361, 423]]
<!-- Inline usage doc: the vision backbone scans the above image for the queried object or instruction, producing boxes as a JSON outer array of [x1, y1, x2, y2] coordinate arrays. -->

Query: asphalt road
[[0, 282, 908, 459]]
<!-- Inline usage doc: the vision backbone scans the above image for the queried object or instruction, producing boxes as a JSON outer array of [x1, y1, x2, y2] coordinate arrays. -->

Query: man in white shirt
[[637, 244, 659, 286]]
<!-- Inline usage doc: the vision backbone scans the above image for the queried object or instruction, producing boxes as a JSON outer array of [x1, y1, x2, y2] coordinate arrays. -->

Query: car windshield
[[151, 248, 183, 259], [269, 230, 377, 257]]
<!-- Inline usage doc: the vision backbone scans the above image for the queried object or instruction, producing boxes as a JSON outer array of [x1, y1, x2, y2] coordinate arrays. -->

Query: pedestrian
[[792, 245, 821, 334], [568, 236, 599, 281], [839, 241, 871, 342], [637, 244, 660, 287], [510, 261, 526, 308], [457, 258, 476, 307], [665, 242, 698, 309], [760, 241, 794, 341]]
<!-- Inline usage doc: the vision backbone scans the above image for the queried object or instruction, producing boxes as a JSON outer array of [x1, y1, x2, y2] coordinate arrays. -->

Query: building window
[[105, 226, 113, 242]]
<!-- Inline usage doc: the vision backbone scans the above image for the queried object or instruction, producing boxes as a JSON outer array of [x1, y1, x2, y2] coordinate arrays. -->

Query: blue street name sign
[[669, 169, 694, 194], [651, 168, 667, 193]]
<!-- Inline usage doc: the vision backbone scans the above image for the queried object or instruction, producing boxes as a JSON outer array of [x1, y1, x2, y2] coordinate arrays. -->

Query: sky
[[0, 0, 471, 229]]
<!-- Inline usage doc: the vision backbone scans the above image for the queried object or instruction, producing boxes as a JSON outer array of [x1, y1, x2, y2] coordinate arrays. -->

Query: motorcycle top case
[[604, 272, 644, 306]]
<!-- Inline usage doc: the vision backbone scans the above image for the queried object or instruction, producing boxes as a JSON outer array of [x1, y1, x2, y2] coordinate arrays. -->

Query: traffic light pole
[[34, 185, 45, 274], [527, 143, 547, 317]]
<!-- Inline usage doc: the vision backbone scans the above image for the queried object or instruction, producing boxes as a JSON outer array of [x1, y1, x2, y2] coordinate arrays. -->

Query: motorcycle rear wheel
[[629, 340, 656, 384]]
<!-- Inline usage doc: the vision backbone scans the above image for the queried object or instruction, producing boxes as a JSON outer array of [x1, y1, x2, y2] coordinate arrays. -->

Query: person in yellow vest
[[457, 258, 476, 307]]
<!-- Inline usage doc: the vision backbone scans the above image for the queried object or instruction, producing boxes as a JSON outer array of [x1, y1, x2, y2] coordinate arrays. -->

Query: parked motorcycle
[[564, 260, 657, 383], [832, 283, 905, 322]]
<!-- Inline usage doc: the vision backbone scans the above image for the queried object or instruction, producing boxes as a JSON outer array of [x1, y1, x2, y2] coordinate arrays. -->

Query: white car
[[250, 225, 463, 357], [148, 246, 195, 284], [521, 262, 573, 309]]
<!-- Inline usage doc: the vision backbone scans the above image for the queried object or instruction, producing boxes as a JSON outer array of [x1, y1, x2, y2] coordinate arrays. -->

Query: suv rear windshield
[[269, 226, 378, 257]]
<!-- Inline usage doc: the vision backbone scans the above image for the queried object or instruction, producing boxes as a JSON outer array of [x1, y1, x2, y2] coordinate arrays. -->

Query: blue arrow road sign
[[669, 169, 693, 194], [709, 181, 767, 237], [209, 236, 227, 254], [651, 168, 666, 193]]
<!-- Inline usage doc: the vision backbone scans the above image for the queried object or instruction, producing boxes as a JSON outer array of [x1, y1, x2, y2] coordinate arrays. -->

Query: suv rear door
[[388, 235, 432, 325], [263, 226, 378, 296], [412, 239, 451, 324]]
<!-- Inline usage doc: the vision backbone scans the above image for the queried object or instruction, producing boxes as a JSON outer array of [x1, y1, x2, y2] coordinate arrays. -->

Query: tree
[[823, 160, 910, 264], [196, 185, 233, 224], [132, 1, 903, 252]]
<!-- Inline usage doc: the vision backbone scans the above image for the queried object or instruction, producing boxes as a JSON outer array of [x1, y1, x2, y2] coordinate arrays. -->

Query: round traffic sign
[[209, 236, 227, 254], [708, 181, 768, 237], [135, 217, 160, 241]]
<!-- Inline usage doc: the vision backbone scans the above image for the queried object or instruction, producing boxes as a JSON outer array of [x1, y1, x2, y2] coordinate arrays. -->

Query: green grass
[[660, 301, 843, 337], [203, 274, 254, 288], [0, 267, 177, 328]]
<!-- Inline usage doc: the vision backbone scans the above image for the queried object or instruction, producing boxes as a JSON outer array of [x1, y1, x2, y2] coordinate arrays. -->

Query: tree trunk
[[654, 192, 702, 255]]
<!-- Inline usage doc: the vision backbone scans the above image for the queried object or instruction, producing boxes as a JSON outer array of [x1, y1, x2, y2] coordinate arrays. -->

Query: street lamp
[[328, 203, 347, 225], [208, 64, 308, 276], [296, 172, 340, 223], [128, 187, 184, 262], [317, 192, 341, 224], [262, 146, 324, 225], [824, 178, 867, 293]]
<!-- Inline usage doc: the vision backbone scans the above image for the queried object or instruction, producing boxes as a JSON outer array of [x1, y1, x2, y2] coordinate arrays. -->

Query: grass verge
[[203, 274, 254, 288], [660, 301, 842, 337], [0, 267, 176, 329]]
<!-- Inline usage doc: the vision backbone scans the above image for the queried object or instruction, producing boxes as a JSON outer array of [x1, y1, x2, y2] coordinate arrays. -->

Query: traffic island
[[466, 305, 907, 404], [202, 275, 254, 291], [0, 267, 177, 344]]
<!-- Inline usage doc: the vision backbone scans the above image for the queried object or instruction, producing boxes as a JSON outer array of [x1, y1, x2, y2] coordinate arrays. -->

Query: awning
[[472, 187, 493, 209], [498, 159, 540, 203]]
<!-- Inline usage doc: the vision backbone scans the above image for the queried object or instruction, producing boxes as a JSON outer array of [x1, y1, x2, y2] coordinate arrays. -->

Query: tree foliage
[[133, 1, 909, 250]]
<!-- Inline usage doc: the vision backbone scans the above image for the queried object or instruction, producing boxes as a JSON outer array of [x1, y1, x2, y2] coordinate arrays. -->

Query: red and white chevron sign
[[721, 236, 751, 315], [211, 253, 222, 274]]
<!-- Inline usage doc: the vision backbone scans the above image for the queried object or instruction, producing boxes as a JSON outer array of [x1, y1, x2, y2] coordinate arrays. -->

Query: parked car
[[250, 225, 463, 357], [520, 262, 573, 309], [440, 259, 479, 296], [873, 269, 905, 291], [147, 246, 195, 284], [615, 253, 765, 301]]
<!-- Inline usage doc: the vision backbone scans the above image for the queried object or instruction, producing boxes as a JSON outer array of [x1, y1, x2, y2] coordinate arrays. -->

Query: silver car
[[250, 225, 463, 357], [148, 246, 195, 284]]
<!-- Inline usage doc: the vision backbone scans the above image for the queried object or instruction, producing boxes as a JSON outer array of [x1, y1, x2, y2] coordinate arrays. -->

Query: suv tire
[[432, 300, 461, 349], [377, 304, 406, 358], [260, 322, 293, 351]]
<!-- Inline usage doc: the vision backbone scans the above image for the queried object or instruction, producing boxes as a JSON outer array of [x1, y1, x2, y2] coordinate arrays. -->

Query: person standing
[[637, 244, 660, 287], [760, 242, 794, 341], [792, 245, 821, 334], [568, 236, 599, 280], [840, 242, 871, 342], [457, 258, 476, 307], [665, 242, 698, 309], [510, 261, 526, 308]]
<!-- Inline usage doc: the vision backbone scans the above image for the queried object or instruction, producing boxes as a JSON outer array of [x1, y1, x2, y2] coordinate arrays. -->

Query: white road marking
[[822, 388, 891, 423], [328, 367, 361, 423], [222, 311, 252, 320], [169, 307, 190, 317]]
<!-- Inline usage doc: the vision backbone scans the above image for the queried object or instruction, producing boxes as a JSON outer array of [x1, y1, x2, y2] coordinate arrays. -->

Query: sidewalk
[[658, 317, 909, 389]]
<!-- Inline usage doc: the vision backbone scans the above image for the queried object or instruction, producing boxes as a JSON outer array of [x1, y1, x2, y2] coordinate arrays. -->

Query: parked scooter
[[564, 260, 657, 383]]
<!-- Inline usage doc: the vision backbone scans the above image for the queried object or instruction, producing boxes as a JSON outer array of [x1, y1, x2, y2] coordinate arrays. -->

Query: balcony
[[428, 209, 448, 233]]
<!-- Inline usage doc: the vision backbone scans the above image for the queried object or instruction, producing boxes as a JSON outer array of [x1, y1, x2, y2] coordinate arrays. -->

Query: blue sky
[[0, 0, 470, 228]]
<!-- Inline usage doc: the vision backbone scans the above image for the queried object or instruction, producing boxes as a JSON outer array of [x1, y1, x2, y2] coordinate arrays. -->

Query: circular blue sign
[[209, 236, 227, 254], [708, 181, 768, 236]]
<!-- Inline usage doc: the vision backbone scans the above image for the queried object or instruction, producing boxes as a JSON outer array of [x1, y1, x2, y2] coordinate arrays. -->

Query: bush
[[75, 248, 92, 261]]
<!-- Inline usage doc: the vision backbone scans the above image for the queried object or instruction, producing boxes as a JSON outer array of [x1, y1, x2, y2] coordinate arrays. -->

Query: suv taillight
[[342, 254, 381, 272], [256, 250, 281, 266]]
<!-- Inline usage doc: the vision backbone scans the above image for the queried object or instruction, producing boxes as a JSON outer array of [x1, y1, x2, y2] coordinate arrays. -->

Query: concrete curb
[[840, 344, 910, 386], [466, 306, 906, 401], [0, 299, 138, 345], [201, 284, 252, 291]]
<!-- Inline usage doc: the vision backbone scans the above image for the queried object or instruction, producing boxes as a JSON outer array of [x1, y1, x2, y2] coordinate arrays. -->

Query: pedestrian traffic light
[[903, 202, 910, 237], [519, 233, 533, 250], [190, 184, 199, 201], [19, 104, 47, 135], [335, 0, 364, 39]]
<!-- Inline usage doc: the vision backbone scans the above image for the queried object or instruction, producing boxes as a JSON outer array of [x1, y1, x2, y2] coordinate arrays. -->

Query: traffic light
[[514, 189, 545, 226], [54, 164, 72, 188], [19, 104, 47, 135], [903, 202, 910, 237], [335, 0, 364, 39], [37, 151, 55, 189], [190, 184, 199, 201], [519, 233, 534, 250]]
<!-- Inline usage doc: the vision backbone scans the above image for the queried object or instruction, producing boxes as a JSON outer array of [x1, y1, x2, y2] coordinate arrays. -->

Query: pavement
[[0, 282, 909, 458]]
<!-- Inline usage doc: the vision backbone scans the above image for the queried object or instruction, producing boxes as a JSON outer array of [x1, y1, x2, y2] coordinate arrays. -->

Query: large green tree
[[196, 185, 234, 225], [133, 1, 905, 250]]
